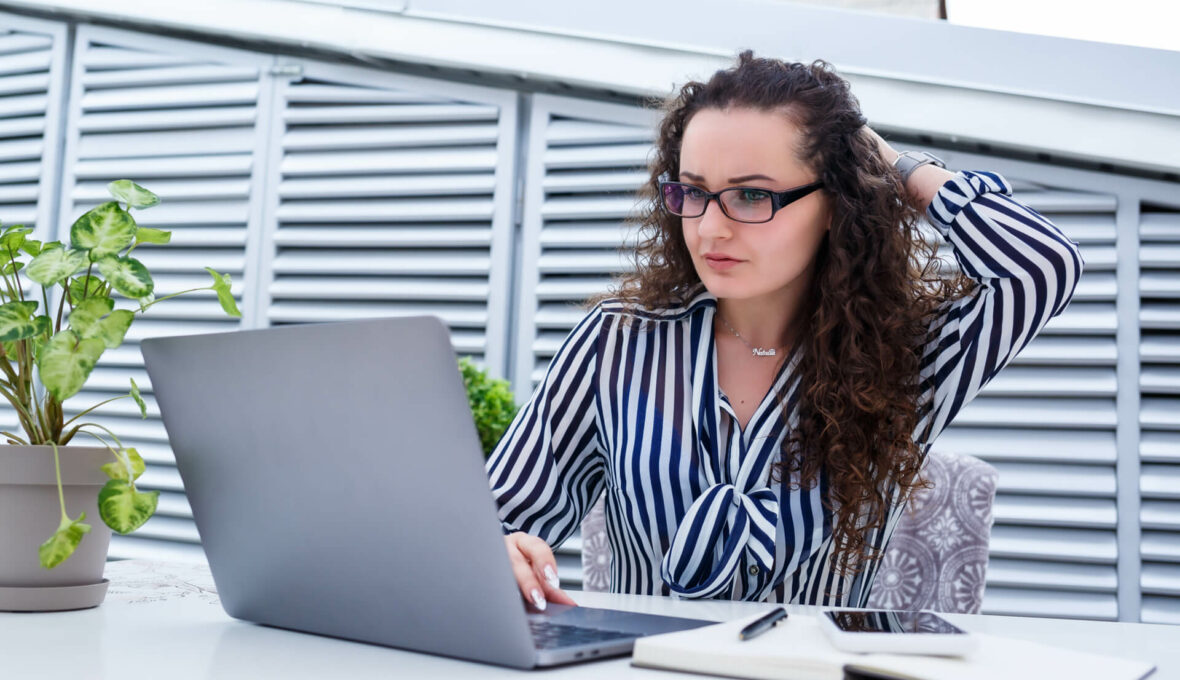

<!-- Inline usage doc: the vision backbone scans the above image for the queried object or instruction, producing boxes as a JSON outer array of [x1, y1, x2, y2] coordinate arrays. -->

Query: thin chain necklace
[[717, 314, 784, 358]]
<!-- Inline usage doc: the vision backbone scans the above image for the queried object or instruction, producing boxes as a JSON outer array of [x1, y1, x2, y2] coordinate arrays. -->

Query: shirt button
[[748, 565, 760, 576]]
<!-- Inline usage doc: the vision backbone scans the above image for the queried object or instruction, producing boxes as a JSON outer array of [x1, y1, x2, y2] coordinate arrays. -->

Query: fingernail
[[544, 565, 560, 590], [531, 588, 547, 611]]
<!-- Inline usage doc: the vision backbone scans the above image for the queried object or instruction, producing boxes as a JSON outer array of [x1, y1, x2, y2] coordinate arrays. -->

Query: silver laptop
[[141, 316, 710, 669]]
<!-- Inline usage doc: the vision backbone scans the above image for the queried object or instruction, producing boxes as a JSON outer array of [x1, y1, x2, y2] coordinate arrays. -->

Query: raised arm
[[865, 127, 1083, 442], [840, 133, 1083, 608], [911, 166, 1083, 442]]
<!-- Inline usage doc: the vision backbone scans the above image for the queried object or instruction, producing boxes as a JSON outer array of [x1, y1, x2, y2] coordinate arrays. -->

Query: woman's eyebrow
[[679, 171, 777, 184]]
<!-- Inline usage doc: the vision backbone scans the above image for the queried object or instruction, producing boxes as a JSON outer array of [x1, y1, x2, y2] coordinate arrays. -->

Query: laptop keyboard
[[528, 620, 636, 650]]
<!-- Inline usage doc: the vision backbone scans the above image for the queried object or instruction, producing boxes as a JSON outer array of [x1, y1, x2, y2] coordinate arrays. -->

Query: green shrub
[[458, 357, 519, 458]]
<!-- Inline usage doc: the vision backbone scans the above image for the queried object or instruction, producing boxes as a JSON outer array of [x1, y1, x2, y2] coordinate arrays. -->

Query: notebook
[[631, 611, 1157, 680]]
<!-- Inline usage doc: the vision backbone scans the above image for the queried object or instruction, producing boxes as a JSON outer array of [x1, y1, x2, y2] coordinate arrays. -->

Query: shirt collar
[[684, 285, 717, 313]]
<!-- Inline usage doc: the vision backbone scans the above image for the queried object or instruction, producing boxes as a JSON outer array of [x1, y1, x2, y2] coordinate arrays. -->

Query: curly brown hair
[[592, 51, 972, 580]]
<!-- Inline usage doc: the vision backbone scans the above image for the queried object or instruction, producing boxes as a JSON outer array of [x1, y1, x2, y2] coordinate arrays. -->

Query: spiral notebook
[[631, 612, 1157, 680]]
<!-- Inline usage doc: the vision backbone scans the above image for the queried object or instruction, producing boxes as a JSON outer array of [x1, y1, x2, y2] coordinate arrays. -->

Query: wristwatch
[[893, 151, 947, 183]]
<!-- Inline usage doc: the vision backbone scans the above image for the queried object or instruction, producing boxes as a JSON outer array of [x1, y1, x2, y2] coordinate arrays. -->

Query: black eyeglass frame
[[657, 179, 825, 224]]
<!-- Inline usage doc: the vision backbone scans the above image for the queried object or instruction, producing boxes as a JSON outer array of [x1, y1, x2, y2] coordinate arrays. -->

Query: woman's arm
[[486, 304, 606, 545], [486, 305, 606, 609], [863, 127, 954, 211], [864, 127, 1085, 444]]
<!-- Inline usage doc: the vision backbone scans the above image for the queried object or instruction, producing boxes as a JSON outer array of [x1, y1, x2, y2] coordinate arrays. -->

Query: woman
[[487, 52, 1082, 610]]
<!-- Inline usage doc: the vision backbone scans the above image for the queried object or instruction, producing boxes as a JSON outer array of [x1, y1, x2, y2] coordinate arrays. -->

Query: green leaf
[[70, 202, 137, 259], [68, 275, 106, 304], [129, 378, 147, 419], [98, 480, 158, 534], [0, 301, 39, 342], [26, 247, 87, 286], [205, 267, 241, 317], [134, 227, 171, 245], [33, 314, 51, 338], [38, 513, 91, 569], [106, 180, 160, 210], [37, 330, 105, 401], [0, 226, 30, 254], [97, 256, 153, 299], [458, 356, 520, 457], [24, 315, 52, 361], [68, 297, 114, 337], [1, 260, 23, 276], [0, 229, 29, 259], [101, 447, 145, 482], [20, 238, 42, 257], [68, 297, 132, 349], [94, 309, 133, 349]]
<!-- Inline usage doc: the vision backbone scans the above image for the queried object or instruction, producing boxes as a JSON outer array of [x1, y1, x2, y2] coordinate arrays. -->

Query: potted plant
[[458, 356, 518, 458], [0, 180, 239, 612]]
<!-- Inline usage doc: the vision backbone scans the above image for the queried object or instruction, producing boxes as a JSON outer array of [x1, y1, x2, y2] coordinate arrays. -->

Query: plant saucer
[[0, 579, 109, 612]]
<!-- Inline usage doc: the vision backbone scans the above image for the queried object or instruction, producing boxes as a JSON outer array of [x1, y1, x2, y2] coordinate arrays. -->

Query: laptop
[[140, 316, 711, 669]]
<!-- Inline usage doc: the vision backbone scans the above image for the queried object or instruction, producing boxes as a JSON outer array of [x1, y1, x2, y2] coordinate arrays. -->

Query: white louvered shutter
[[1139, 204, 1180, 624], [515, 96, 657, 586], [934, 175, 1121, 620], [57, 27, 269, 562], [0, 13, 67, 436], [259, 60, 517, 374]]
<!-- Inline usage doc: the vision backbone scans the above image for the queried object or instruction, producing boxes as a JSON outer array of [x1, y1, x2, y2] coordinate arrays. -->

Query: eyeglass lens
[[661, 183, 774, 223]]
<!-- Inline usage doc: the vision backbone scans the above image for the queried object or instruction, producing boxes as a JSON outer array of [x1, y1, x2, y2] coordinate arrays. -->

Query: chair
[[579, 449, 999, 614]]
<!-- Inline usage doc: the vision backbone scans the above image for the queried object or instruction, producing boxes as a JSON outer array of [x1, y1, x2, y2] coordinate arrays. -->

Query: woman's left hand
[[861, 124, 955, 210]]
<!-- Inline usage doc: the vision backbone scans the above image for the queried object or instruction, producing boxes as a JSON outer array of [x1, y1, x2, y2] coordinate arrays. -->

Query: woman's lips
[[704, 255, 742, 271]]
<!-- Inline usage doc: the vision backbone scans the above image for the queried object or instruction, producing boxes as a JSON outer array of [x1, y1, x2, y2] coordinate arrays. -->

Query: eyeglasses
[[658, 179, 824, 224]]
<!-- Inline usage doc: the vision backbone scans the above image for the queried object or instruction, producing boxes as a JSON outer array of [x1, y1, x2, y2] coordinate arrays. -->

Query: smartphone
[[818, 609, 977, 656]]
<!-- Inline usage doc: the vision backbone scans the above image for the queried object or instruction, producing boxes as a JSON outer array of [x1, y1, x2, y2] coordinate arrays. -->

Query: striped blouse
[[487, 171, 1083, 605]]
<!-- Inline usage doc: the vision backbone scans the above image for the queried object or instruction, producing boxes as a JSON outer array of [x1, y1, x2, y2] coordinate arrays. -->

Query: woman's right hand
[[505, 532, 578, 611]]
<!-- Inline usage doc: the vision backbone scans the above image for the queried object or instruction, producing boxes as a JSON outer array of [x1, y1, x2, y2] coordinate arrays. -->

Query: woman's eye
[[684, 187, 708, 200], [737, 189, 770, 204]]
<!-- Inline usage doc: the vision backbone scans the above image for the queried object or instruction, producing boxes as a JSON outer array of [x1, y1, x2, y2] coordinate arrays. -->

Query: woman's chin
[[699, 277, 750, 299]]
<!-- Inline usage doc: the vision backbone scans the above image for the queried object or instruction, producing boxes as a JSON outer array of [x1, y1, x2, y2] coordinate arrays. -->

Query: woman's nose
[[696, 199, 734, 240]]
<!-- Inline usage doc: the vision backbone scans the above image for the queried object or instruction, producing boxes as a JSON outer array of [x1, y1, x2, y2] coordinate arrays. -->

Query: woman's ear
[[821, 192, 835, 233]]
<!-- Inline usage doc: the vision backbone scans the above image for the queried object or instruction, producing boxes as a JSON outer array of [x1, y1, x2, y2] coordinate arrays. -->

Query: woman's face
[[678, 107, 830, 306]]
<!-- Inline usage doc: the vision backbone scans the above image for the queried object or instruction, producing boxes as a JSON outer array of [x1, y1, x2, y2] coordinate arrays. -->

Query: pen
[[738, 607, 788, 641]]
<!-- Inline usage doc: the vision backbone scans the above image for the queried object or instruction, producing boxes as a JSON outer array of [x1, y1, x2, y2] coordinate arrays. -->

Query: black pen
[[738, 607, 788, 641]]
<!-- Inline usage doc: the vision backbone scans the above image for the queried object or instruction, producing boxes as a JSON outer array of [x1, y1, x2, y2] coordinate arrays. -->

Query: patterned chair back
[[578, 449, 999, 614]]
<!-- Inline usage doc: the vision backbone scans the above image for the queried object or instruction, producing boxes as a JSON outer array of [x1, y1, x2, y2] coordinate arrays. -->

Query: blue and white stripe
[[487, 170, 1083, 604]]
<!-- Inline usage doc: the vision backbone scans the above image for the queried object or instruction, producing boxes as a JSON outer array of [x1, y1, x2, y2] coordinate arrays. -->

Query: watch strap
[[893, 151, 947, 183]]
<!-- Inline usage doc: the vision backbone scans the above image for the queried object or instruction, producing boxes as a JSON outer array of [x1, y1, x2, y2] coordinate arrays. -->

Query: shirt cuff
[[925, 170, 1014, 235]]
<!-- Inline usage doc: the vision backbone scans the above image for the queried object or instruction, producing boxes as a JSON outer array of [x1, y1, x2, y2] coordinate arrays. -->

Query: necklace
[[717, 314, 783, 358]]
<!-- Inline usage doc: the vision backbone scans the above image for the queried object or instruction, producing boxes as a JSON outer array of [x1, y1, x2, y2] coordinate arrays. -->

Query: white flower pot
[[0, 445, 113, 611]]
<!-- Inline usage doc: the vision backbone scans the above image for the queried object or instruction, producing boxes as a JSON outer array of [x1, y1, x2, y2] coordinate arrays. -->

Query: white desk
[[4, 560, 1171, 680]]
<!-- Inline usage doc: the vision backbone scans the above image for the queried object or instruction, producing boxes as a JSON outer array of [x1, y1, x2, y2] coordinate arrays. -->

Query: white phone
[[818, 609, 978, 656]]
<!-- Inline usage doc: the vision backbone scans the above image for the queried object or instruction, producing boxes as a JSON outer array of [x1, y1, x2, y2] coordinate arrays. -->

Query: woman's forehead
[[679, 107, 810, 183]]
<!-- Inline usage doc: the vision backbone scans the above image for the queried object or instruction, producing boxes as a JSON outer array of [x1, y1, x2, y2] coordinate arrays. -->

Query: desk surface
[[4, 560, 1171, 680]]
